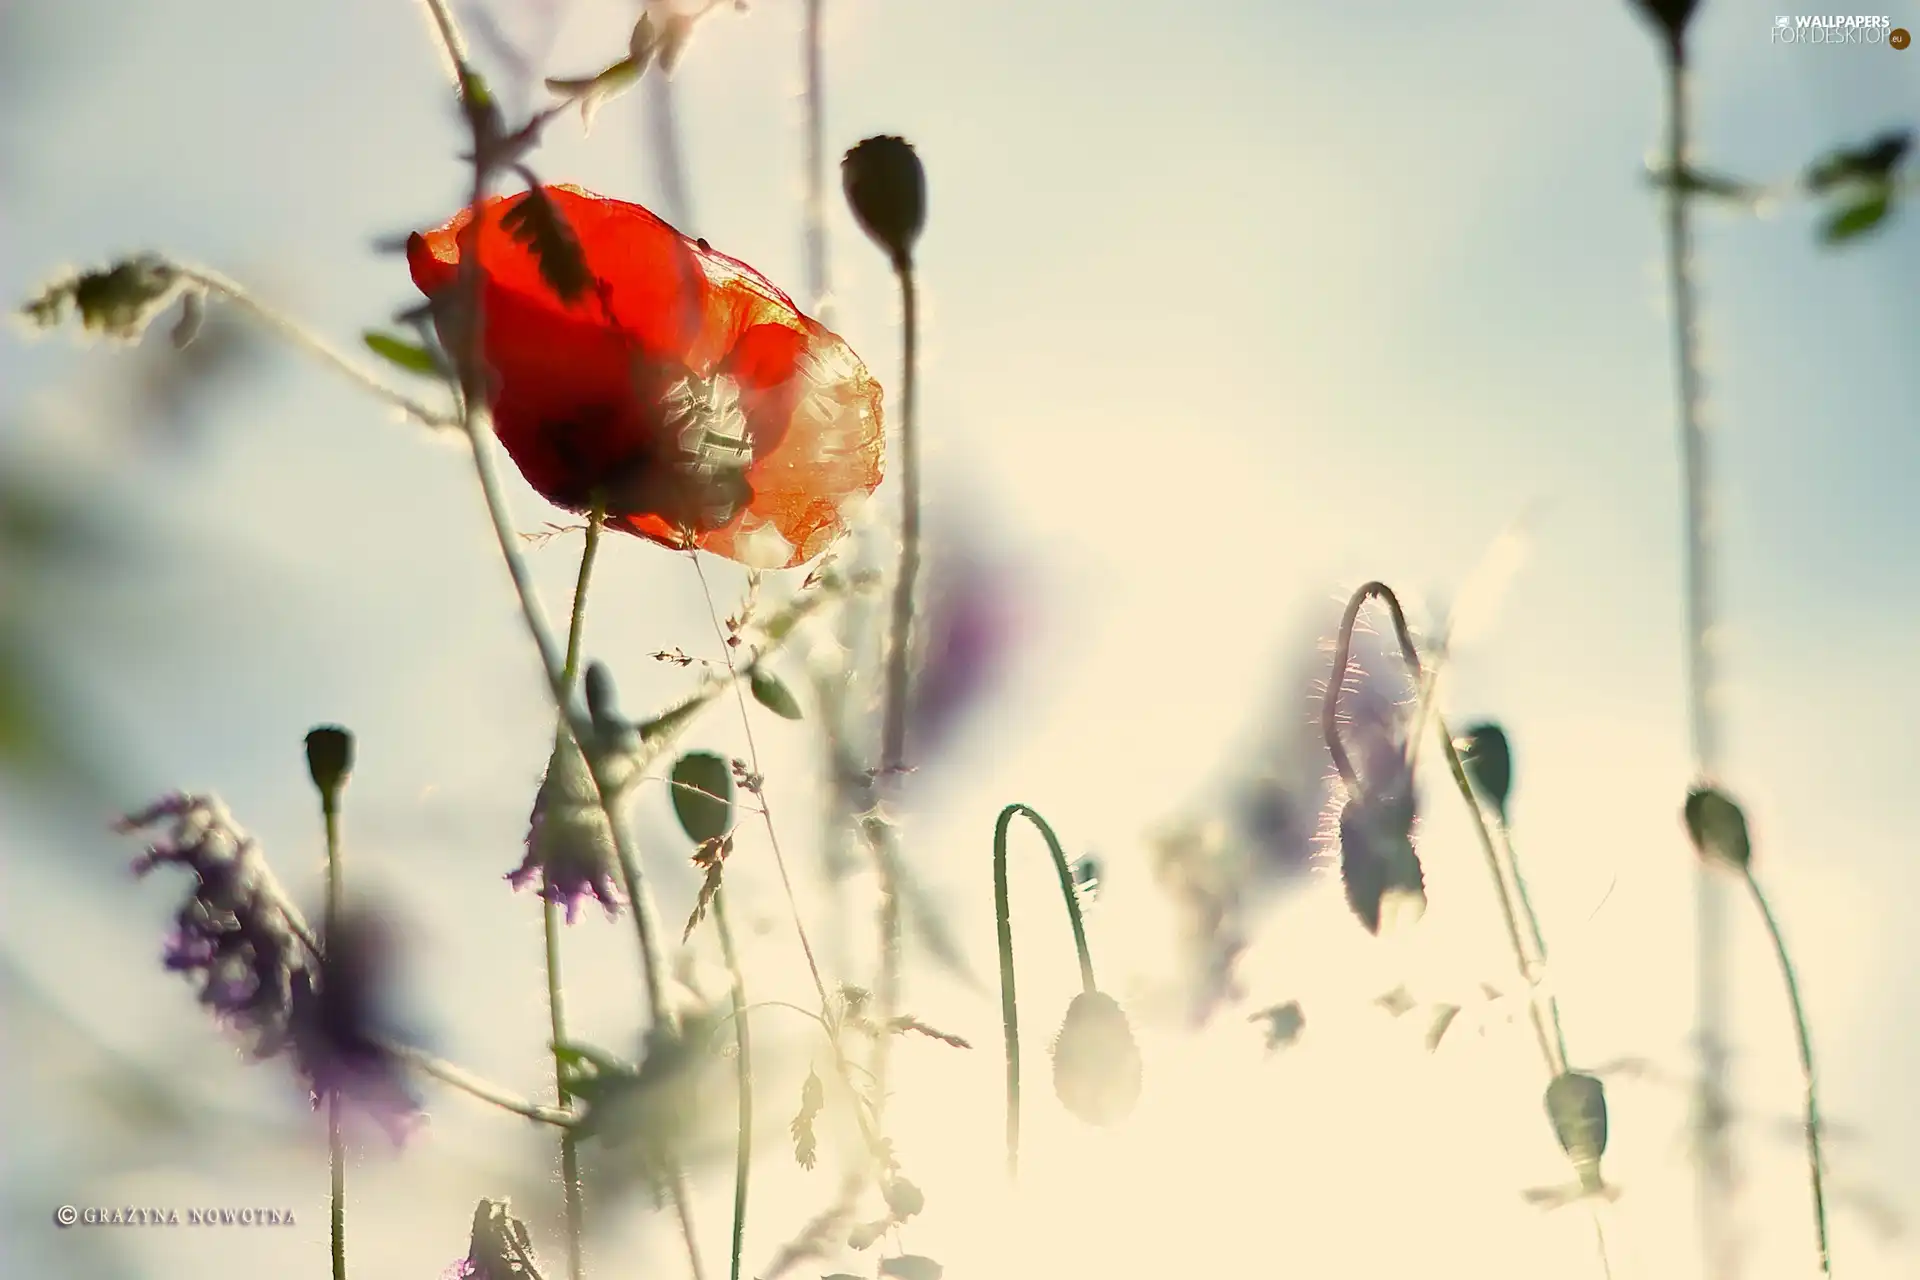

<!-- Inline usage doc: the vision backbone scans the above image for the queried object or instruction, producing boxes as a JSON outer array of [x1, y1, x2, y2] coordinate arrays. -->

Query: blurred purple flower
[[121, 793, 420, 1143], [907, 544, 1024, 762], [507, 735, 623, 923]]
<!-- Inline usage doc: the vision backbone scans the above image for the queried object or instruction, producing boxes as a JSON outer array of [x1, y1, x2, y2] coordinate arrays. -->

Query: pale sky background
[[3, 1, 1918, 1278]]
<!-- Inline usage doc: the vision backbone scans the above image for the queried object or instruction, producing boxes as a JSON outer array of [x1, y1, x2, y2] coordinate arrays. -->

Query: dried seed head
[[304, 725, 355, 800], [1337, 793, 1426, 936], [842, 136, 926, 269], [1684, 786, 1751, 873], [1545, 1071, 1610, 1194], [1051, 990, 1142, 1126]]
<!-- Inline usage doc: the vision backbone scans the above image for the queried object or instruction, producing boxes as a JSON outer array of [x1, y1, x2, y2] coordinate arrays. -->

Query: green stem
[[546, 507, 602, 1280], [870, 258, 921, 1135], [1744, 871, 1831, 1277], [712, 889, 753, 1280], [322, 795, 346, 1280], [993, 803, 1098, 1179], [1496, 824, 1571, 1070]]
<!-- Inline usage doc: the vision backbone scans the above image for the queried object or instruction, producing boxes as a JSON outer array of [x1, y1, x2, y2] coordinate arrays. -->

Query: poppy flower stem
[[545, 505, 603, 1280], [801, 0, 832, 321], [1325, 582, 1564, 1076], [993, 803, 1099, 1180], [869, 257, 921, 1134], [318, 783, 347, 1280]]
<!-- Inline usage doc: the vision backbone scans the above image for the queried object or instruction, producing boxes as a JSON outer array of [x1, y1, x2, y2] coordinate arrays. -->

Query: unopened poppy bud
[[1629, 0, 1700, 48], [842, 136, 926, 269], [1337, 793, 1426, 936], [1459, 722, 1513, 819], [1544, 1071, 1611, 1196], [1684, 786, 1751, 873], [304, 725, 355, 800], [1051, 990, 1142, 1126]]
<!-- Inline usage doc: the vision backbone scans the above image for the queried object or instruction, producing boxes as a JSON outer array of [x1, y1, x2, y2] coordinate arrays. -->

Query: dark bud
[[1683, 785, 1751, 873], [1459, 722, 1513, 818], [304, 726, 354, 800], [1544, 1071, 1610, 1195], [1051, 990, 1142, 1126], [457, 1197, 540, 1280], [1337, 793, 1426, 936], [1628, 0, 1700, 51], [842, 136, 926, 269]]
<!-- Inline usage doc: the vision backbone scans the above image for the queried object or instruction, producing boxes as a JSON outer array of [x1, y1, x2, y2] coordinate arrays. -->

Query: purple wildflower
[[121, 793, 420, 1143], [507, 735, 624, 923]]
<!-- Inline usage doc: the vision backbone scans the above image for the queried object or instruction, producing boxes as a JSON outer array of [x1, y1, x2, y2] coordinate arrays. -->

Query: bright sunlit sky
[[3, 1, 1918, 1278]]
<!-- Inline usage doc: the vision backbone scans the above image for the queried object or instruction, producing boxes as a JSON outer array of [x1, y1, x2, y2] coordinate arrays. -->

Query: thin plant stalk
[[1654, 25, 1736, 1277], [1744, 870, 1831, 1276], [412, 5, 704, 1277], [993, 803, 1098, 1179], [801, 0, 831, 323], [321, 787, 346, 1280], [713, 887, 753, 1280], [1494, 824, 1571, 1070], [869, 257, 921, 1132], [545, 503, 604, 1280]]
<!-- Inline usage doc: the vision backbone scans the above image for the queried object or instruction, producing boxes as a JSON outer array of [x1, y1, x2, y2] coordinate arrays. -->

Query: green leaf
[[1647, 165, 1760, 205], [1804, 129, 1911, 194], [790, 1068, 823, 1170], [1683, 786, 1751, 872], [1821, 190, 1893, 245], [362, 330, 439, 376], [670, 750, 735, 845], [880, 1256, 944, 1280], [750, 669, 804, 720]]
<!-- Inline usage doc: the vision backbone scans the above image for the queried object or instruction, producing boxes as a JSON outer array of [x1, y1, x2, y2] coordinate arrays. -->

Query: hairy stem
[[993, 803, 1098, 1179], [322, 793, 346, 1280], [801, 0, 832, 322], [1657, 31, 1737, 1279], [713, 888, 753, 1280], [1745, 871, 1830, 1276]]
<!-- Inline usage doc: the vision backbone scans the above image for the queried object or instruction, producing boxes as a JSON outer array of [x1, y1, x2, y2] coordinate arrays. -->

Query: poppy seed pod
[[1337, 793, 1426, 936], [1684, 786, 1751, 872], [1051, 989, 1142, 1126], [1544, 1071, 1610, 1195], [303, 725, 354, 799], [1459, 722, 1512, 818], [842, 136, 926, 269]]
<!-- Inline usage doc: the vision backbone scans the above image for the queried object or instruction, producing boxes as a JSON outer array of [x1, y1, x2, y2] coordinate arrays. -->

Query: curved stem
[[383, 1040, 574, 1126], [321, 793, 346, 1280], [170, 265, 455, 430], [1744, 871, 1831, 1276], [994, 803, 1098, 1179], [870, 259, 921, 1133]]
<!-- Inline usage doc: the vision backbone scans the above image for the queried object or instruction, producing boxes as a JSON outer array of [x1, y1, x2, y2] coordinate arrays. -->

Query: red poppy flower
[[408, 184, 885, 569]]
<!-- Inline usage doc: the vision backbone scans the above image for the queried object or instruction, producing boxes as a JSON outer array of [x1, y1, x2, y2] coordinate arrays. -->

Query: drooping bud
[[304, 725, 355, 802], [1627, 0, 1700, 50], [1051, 990, 1142, 1126], [842, 136, 927, 269], [1684, 785, 1751, 873], [1337, 792, 1426, 936]]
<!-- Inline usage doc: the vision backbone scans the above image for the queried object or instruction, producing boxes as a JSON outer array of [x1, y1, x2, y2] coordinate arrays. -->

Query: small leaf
[[1804, 129, 1911, 194], [1425, 1003, 1462, 1053], [545, 55, 645, 133], [170, 290, 205, 349], [682, 838, 729, 942], [1821, 190, 1893, 245], [847, 1220, 888, 1251], [790, 1068, 824, 1169], [362, 330, 439, 376], [1249, 1000, 1305, 1052], [750, 668, 804, 720], [671, 751, 736, 846], [882, 1175, 924, 1221], [880, 1256, 944, 1280], [1683, 786, 1751, 872], [1648, 165, 1761, 204], [887, 1016, 971, 1049], [499, 185, 594, 304]]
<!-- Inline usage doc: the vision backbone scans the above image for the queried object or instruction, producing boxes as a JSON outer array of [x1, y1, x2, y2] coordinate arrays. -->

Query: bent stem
[[993, 803, 1098, 1179], [321, 787, 347, 1280], [1744, 870, 1831, 1276], [546, 505, 604, 1280], [382, 1040, 575, 1126], [870, 257, 922, 1134]]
